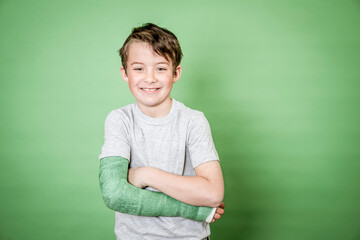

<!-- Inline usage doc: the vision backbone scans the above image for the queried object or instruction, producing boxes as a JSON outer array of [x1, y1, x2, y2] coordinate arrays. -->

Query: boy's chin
[[137, 97, 171, 107]]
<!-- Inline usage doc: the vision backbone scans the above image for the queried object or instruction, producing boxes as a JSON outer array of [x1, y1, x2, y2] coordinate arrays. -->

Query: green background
[[1, 0, 360, 239]]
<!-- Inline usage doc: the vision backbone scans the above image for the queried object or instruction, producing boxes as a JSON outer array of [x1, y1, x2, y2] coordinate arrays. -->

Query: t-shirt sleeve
[[187, 112, 219, 168], [99, 110, 131, 161]]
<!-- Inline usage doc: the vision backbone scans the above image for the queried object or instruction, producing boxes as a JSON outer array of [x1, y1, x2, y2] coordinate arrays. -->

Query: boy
[[99, 23, 224, 240]]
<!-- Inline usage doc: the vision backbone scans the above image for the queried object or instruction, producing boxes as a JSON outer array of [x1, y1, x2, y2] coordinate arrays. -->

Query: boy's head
[[118, 23, 183, 75]]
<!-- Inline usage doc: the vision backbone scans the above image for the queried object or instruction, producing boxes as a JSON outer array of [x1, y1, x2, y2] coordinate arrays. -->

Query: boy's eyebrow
[[130, 61, 169, 65], [130, 62, 144, 65], [156, 61, 170, 65]]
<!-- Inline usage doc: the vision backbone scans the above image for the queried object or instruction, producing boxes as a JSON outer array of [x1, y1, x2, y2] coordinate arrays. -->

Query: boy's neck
[[136, 98, 173, 118]]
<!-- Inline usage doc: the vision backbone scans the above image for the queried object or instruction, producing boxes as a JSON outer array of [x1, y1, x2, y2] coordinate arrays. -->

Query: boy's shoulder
[[109, 103, 135, 115], [105, 103, 135, 123], [175, 100, 211, 131], [176, 100, 205, 120]]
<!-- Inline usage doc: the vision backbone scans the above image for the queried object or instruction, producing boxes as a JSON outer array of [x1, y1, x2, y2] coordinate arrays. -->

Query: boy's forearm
[[140, 161, 224, 208], [99, 156, 216, 222]]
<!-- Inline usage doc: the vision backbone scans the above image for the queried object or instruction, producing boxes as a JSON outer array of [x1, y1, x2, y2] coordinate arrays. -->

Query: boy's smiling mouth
[[140, 88, 160, 94]]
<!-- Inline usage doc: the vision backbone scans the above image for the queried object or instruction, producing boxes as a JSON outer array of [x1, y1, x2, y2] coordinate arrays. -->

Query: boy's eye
[[157, 67, 167, 71], [134, 67, 143, 71]]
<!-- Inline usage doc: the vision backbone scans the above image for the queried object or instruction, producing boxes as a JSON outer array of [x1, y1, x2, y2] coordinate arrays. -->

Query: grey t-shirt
[[99, 99, 219, 240]]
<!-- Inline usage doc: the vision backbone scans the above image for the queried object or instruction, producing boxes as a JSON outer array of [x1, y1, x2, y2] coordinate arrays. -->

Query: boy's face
[[120, 41, 181, 114]]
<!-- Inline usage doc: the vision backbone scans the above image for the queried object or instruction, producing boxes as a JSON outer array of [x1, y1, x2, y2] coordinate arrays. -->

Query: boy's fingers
[[212, 202, 226, 223], [216, 207, 224, 215], [213, 213, 221, 220]]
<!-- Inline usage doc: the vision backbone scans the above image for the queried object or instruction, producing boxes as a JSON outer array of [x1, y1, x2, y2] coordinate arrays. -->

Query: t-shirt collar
[[134, 99, 178, 125]]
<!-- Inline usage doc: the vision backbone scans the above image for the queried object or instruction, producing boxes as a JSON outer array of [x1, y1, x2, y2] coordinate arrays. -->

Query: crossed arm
[[99, 156, 225, 222], [129, 160, 224, 206], [128, 159, 225, 222]]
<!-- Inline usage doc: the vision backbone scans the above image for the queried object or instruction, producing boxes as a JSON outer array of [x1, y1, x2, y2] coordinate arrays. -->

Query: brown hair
[[118, 23, 183, 75]]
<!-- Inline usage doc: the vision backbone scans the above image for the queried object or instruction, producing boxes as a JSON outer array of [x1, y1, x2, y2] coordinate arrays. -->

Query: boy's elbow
[[207, 189, 224, 208], [101, 186, 118, 211], [102, 189, 118, 210], [100, 180, 127, 211]]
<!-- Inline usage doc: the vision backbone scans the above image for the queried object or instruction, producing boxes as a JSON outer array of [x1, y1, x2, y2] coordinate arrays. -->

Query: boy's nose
[[144, 72, 157, 83]]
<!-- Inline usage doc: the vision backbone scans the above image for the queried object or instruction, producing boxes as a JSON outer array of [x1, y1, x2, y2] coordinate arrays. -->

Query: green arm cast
[[99, 156, 215, 222]]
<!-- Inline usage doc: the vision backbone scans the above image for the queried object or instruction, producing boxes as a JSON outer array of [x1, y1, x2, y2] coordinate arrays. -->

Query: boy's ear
[[172, 65, 182, 83], [120, 66, 128, 83]]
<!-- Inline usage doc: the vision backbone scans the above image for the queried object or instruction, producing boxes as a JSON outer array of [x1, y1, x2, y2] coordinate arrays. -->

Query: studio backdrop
[[1, 0, 359, 239]]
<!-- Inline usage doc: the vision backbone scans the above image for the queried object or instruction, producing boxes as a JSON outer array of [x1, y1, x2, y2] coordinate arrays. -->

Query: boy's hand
[[128, 167, 148, 189], [211, 201, 225, 223]]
